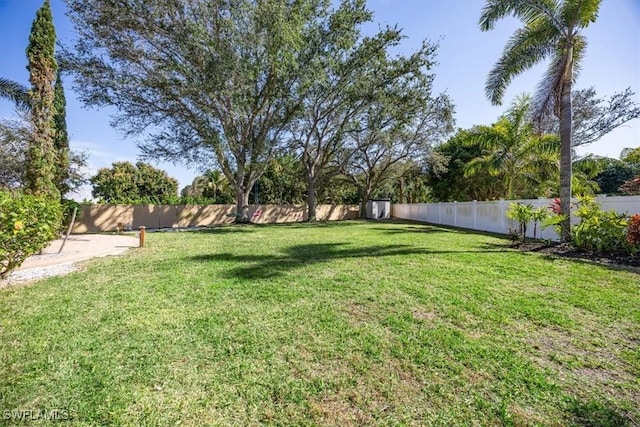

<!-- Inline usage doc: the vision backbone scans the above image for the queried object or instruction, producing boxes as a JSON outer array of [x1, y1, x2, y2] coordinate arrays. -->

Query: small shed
[[366, 199, 391, 220]]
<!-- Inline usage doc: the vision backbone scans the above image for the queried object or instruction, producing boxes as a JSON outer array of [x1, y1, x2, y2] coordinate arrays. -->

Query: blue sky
[[1, 0, 639, 198]]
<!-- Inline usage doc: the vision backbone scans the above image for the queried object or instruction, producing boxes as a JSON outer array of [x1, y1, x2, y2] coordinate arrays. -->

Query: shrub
[[61, 198, 81, 226], [506, 228, 521, 243], [619, 176, 640, 196], [627, 214, 640, 248], [541, 212, 567, 238], [572, 196, 631, 255], [0, 191, 62, 279]]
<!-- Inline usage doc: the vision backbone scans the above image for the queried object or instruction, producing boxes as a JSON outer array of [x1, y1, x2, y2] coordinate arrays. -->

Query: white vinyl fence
[[392, 196, 640, 241]]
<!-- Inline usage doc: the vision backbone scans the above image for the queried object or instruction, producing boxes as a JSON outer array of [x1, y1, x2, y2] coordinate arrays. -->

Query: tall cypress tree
[[24, 0, 59, 198], [53, 70, 70, 196]]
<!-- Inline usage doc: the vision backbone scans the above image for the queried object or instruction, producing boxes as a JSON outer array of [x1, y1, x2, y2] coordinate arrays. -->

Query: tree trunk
[[359, 200, 367, 219], [306, 177, 317, 222], [507, 177, 514, 200], [235, 187, 251, 223], [359, 188, 371, 219], [559, 77, 573, 242]]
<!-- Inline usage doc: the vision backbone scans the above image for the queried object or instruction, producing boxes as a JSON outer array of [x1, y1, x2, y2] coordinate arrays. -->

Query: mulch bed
[[509, 241, 640, 270]]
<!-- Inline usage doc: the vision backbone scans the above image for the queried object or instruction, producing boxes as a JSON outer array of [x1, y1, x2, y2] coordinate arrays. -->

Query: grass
[[0, 220, 638, 426]]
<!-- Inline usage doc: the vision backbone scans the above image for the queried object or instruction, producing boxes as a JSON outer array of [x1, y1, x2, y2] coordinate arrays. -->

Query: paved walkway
[[3, 234, 139, 286]]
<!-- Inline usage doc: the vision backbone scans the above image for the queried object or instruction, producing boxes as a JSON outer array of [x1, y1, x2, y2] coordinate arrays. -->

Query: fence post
[[453, 201, 458, 226], [473, 200, 477, 229], [139, 226, 146, 248], [500, 199, 506, 234], [438, 202, 442, 224]]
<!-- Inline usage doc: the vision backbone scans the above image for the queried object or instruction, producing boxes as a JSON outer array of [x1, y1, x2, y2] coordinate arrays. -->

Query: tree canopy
[[536, 87, 640, 147], [287, 0, 452, 220], [0, 118, 86, 193], [621, 147, 640, 165], [427, 129, 508, 202], [90, 161, 178, 204]]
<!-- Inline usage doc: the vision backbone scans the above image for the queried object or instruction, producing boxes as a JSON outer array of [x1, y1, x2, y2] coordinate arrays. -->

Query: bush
[[541, 213, 566, 238], [619, 176, 640, 195], [627, 214, 640, 248], [61, 198, 81, 226], [0, 191, 62, 279], [572, 196, 631, 255]]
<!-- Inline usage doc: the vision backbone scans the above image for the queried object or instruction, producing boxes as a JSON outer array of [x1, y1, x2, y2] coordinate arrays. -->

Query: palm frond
[[534, 133, 561, 155], [465, 123, 507, 151], [531, 48, 566, 123], [572, 171, 600, 195], [519, 132, 559, 160], [464, 155, 497, 178], [506, 94, 532, 128], [561, 0, 601, 28], [570, 35, 586, 83], [573, 154, 603, 178], [531, 32, 586, 126], [0, 78, 31, 112], [485, 21, 558, 105], [479, 0, 560, 31]]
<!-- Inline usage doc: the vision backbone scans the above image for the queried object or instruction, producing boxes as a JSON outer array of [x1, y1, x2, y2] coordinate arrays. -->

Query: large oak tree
[[289, 0, 444, 220], [64, 0, 368, 222]]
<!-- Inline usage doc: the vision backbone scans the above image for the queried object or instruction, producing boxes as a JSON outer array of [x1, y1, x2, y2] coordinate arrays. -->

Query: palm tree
[[191, 170, 231, 203], [464, 95, 558, 200], [571, 154, 603, 196], [479, 0, 601, 241], [0, 77, 31, 111]]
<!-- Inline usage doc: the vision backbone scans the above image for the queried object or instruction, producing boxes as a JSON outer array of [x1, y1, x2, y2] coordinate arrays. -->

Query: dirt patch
[[308, 358, 425, 426], [309, 395, 374, 427], [510, 242, 640, 270], [520, 322, 640, 416], [507, 403, 564, 427], [345, 302, 373, 321], [411, 309, 437, 322]]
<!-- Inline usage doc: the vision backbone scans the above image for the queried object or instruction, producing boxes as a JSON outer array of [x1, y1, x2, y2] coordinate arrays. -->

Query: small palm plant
[[530, 206, 549, 240], [506, 202, 534, 243]]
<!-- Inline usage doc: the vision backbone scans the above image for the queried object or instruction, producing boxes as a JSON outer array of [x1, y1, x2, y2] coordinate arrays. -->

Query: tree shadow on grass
[[185, 220, 368, 235], [371, 222, 514, 240], [538, 253, 640, 275], [188, 242, 503, 280], [184, 226, 257, 235], [568, 399, 634, 426]]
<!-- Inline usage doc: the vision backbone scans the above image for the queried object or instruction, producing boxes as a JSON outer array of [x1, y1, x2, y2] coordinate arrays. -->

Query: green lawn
[[1, 220, 638, 426]]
